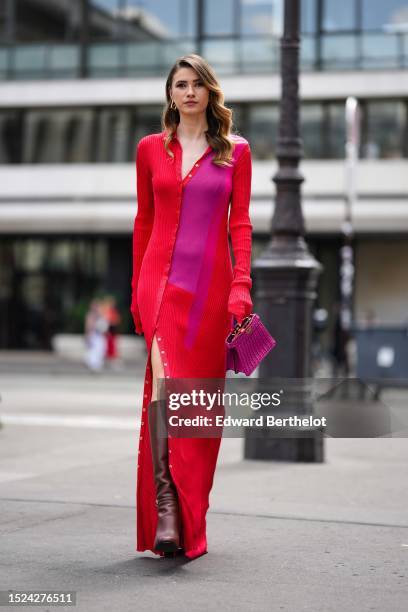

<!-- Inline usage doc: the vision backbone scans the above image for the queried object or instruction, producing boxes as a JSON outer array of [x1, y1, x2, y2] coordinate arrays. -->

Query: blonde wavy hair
[[161, 54, 237, 167]]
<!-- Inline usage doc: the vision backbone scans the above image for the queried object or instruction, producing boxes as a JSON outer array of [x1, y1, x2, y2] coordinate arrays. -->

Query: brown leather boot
[[148, 399, 180, 553]]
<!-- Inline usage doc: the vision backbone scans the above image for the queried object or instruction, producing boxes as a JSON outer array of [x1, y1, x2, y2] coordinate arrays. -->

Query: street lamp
[[244, 0, 324, 462], [336, 97, 359, 395]]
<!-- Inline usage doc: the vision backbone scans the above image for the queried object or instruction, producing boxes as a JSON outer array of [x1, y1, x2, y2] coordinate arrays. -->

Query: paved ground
[[0, 355, 407, 611]]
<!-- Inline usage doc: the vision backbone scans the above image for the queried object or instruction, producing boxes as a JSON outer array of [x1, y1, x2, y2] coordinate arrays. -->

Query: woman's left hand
[[227, 283, 253, 324]]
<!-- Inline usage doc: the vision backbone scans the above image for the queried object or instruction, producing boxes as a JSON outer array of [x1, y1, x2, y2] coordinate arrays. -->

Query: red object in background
[[105, 304, 121, 360], [106, 330, 118, 359]]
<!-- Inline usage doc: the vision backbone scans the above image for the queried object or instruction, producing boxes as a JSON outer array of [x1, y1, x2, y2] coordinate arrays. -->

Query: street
[[0, 362, 407, 611]]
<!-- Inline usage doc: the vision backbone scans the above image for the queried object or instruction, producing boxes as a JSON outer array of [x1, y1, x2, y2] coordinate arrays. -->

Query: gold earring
[[170, 99, 177, 111]]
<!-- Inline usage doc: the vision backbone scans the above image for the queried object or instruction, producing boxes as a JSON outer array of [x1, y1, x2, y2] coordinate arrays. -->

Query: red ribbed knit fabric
[[131, 130, 253, 560], [227, 141, 253, 322], [131, 134, 253, 331]]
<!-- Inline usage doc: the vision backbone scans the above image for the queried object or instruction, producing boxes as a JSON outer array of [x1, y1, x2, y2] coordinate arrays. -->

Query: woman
[[131, 54, 253, 560]]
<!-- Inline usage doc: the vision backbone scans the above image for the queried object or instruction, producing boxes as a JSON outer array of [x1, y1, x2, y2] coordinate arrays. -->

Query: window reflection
[[323, 0, 356, 32], [130, 105, 163, 152], [1, 100, 407, 164], [23, 109, 94, 164], [240, 0, 282, 36], [0, 237, 110, 348], [202, 39, 236, 73], [126, 0, 196, 38], [229, 104, 244, 135], [89, 0, 123, 40], [326, 104, 346, 158], [247, 104, 279, 159], [0, 112, 22, 163], [362, 0, 408, 32], [205, 0, 235, 36], [302, 104, 324, 158], [301, 0, 317, 34], [361, 33, 399, 69], [321, 34, 358, 69], [362, 101, 406, 159], [15, 0, 82, 42], [95, 108, 131, 163]]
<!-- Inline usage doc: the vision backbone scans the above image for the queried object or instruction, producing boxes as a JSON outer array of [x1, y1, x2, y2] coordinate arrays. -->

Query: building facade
[[1, 0, 408, 349]]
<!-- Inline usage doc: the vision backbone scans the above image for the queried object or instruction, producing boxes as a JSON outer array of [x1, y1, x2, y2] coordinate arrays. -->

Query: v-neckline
[[171, 128, 212, 183], [181, 144, 212, 183]]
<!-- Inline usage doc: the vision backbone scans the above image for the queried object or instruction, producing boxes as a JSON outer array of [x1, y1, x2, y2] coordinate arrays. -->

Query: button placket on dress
[[172, 132, 212, 188], [139, 135, 213, 484]]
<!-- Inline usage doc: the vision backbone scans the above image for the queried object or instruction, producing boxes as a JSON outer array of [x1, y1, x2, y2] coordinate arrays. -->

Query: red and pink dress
[[131, 127, 253, 559]]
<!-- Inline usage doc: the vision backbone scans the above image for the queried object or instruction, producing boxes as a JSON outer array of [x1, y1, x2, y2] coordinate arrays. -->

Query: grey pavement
[[0, 354, 407, 611]]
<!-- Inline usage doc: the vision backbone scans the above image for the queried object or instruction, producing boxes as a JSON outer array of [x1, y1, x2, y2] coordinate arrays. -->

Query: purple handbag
[[225, 313, 277, 376]]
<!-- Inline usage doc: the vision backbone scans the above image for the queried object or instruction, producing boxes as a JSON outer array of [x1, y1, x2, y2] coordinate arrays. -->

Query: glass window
[[241, 37, 280, 71], [362, 0, 408, 32], [95, 108, 131, 163], [16, 0, 82, 42], [0, 0, 9, 44], [0, 47, 8, 79], [302, 104, 324, 158], [321, 34, 358, 69], [229, 103, 244, 134], [322, 0, 356, 32], [124, 0, 196, 40], [247, 104, 279, 159], [240, 0, 283, 37], [22, 109, 94, 164], [89, 0, 123, 40], [362, 101, 406, 159], [202, 39, 236, 74], [301, 35, 317, 70], [326, 104, 346, 158], [12, 43, 79, 79], [301, 0, 317, 34], [130, 106, 163, 156], [88, 43, 122, 77], [0, 111, 22, 163], [14, 44, 48, 78], [361, 33, 399, 69], [204, 0, 235, 36]]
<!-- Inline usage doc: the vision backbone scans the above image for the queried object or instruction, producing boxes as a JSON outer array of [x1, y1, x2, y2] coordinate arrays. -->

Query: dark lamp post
[[244, 0, 324, 462]]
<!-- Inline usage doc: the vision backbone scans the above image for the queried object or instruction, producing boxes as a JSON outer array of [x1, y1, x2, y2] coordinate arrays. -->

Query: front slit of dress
[[137, 320, 189, 556]]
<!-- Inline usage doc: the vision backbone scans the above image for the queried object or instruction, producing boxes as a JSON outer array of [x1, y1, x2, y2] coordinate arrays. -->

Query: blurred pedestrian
[[84, 299, 108, 373], [330, 301, 351, 380], [102, 295, 122, 369]]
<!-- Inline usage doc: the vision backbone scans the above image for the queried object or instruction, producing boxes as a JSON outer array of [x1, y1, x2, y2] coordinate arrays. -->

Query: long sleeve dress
[[131, 127, 253, 560]]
